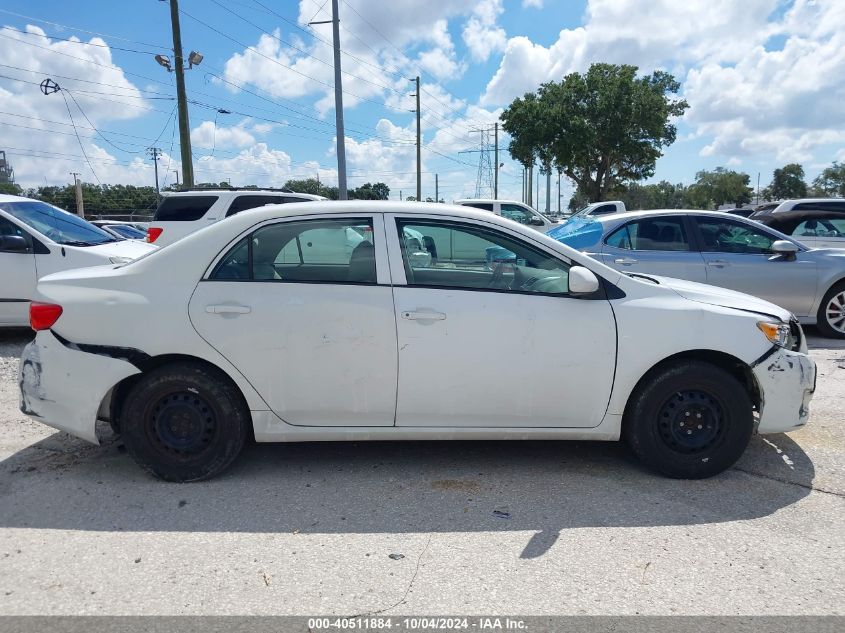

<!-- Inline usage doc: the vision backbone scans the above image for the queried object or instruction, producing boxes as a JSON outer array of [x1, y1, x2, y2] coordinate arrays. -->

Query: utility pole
[[311, 0, 347, 199], [546, 170, 551, 213], [70, 172, 84, 218], [557, 171, 561, 214], [535, 166, 540, 209], [522, 168, 525, 203], [757, 172, 761, 204], [493, 122, 498, 199], [173, 170, 180, 187], [400, 190, 403, 201], [412, 76, 421, 201], [528, 166, 533, 208], [148, 147, 161, 202], [166, 0, 194, 188], [435, 173, 439, 203]]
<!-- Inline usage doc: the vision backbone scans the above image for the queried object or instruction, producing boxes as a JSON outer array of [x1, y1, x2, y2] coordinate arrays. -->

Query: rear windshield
[[0, 200, 116, 246], [154, 196, 218, 221]]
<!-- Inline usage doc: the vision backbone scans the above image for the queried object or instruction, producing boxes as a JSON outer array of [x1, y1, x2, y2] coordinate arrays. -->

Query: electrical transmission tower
[[470, 127, 495, 199]]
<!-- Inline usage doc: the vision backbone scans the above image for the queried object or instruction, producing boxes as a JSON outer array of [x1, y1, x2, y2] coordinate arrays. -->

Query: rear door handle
[[402, 310, 446, 321], [206, 304, 252, 315], [614, 257, 638, 265], [707, 260, 729, 268]]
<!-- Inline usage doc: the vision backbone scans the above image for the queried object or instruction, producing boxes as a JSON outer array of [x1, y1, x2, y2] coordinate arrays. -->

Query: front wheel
[[120, 362, 249, 482], [624, 360, 754, 479], [817, 281, 845, 339]]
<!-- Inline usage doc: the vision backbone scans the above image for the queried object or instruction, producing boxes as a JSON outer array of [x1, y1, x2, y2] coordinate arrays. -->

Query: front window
[[211, 217, 376, 284], [792, 218, 845, 238], [396, 219, 571, 295], [0, 201, 116, 246], [605, 217, 691, 251], [499, 203, 535, 224], [695, 217, 776, 254]]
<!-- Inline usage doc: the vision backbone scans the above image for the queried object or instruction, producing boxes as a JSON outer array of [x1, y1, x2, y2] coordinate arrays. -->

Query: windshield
[[108, 224, 146, 239], [0, 200, 117, 246]]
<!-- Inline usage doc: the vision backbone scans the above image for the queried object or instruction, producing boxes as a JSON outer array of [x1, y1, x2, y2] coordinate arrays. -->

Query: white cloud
[[191, 120, 256, 150], [522, 0, 544, 8], [462, 0, 507, 62]]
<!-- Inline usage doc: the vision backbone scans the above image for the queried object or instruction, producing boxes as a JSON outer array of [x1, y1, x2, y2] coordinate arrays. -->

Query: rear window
[[462, 202, 495, 211], [225, 195, 287, 217], [793, 201, 845, 213], [154, 196, 218, 221]]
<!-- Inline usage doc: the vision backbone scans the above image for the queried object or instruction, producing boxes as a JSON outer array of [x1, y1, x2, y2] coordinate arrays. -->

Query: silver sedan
[[548, 209, 845, 338]]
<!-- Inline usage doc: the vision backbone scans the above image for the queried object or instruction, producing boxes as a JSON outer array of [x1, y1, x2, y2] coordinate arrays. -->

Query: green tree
[[811, 162, 845, 197], [349, 182, 390, 200], [0, 183, 22, 196], [765, 163, 807, 200], [283, 178, 339, 199], [687, 168, 753, 209], [502, 63, 688, 202]]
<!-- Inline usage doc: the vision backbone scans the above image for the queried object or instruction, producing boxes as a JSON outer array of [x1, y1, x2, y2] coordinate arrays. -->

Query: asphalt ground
[[0, 328, 842, 615]]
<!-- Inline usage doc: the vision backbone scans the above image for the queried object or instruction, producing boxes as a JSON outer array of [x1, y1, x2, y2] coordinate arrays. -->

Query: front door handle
[[614, 257, 638, 265], [206, 304, 252, 315], [402, 310, 446, 321], [707, 260, 729, 268]]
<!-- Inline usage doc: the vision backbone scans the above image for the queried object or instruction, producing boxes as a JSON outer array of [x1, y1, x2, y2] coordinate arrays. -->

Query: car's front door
[[692, 216, 818, 316], [599, 215, 707, 282], [387, 215, 617, 428], [189, 215, 398, 427], [0, 215, 37, 326]]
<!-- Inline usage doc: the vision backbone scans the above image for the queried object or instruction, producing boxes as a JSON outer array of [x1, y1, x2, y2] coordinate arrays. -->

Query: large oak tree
[[501, 63, 688, 202]]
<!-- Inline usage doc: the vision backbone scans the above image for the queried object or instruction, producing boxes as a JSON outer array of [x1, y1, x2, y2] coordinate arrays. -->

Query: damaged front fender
[[19, 331, 140, 444]]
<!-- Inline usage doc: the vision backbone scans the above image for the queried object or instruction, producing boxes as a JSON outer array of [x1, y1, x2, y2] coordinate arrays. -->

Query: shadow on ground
[[0, 427, 815, 558]]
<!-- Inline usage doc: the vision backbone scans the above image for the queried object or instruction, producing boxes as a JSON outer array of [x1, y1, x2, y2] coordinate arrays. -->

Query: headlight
[[109, 256, 132, 264], [757, 321, 792, 348]]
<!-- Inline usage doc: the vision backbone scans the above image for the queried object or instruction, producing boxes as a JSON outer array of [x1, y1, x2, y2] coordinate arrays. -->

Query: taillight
[[147, 227, 163, 243], [30, 302, 63, 331]]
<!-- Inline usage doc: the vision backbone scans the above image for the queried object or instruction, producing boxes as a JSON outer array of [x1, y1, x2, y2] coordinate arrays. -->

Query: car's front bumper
[[752, 346, 816, 434], [19, 331, 140, 443]]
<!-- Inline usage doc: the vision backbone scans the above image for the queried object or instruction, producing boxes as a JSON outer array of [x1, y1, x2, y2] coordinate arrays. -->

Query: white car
[[0, 195, 157, 327], [147, 189, 326, 246], [21, 201, 815, 482], [454, 199, 558, 232]]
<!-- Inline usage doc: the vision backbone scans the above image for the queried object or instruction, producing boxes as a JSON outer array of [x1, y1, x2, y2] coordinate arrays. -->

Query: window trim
[[202, 214, 389, 286], [390, 216, 582, 298], [602, 215, 695, 253]]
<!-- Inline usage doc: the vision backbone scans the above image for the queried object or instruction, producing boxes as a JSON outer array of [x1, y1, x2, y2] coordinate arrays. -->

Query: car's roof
[[454, 198, 526, 205], [587, 208, 748, 223], [0, 194, 34, 204], [771, 198, 845, 212], [161, 189, 324, 199]]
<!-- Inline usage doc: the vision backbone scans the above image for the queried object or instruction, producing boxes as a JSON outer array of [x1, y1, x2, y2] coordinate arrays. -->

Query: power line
[[0, 25, 161, 55]]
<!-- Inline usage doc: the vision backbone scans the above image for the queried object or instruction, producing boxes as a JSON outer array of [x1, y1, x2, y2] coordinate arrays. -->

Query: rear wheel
[[120, 362, 249, 482], [817, 281, 845, 339], [624, 360, 754, 479]]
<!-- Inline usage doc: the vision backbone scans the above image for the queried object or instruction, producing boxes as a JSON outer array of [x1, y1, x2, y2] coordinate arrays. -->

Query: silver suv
[[147, 189, 325, 246]]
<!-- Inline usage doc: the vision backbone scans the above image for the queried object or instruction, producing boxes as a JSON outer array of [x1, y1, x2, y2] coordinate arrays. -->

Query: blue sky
[[1, 0, 843, 207]]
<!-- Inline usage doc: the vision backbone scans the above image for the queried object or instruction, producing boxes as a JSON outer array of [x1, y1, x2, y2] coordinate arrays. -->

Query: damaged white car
[[20, 201, 816, 482]]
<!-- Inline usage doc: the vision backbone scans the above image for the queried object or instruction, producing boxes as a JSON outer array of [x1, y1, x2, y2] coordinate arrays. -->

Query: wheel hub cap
[[152, 393, 216, 454], [658, 390, 724, 454], [826, 291, 845, 334]]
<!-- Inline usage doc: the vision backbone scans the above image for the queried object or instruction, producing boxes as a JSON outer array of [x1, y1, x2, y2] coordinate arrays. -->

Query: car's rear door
[[386, 214, 617, 429], [598, 215, 707, 281], [189, 213, 398, 427], [692, 215, 818, 316]]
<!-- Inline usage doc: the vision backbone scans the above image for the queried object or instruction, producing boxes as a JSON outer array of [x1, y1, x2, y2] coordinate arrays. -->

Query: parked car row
[[18, 200, 815, 483]]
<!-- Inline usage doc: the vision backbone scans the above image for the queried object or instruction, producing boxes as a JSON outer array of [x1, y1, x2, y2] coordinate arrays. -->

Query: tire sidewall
[[121, 364, 248, 482], [626, 361, 753, 479], [817, 281, 845, 339]]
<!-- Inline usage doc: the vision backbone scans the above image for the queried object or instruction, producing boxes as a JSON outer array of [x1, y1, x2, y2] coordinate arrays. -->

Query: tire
[[816, 280, 845, 339], [623, 360, 753, 479], [119, 362, 249, 482]]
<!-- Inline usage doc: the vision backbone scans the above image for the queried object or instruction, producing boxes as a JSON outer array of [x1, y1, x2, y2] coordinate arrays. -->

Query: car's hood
[[79, 240, 158, 260], [643, 274, 793, 322]]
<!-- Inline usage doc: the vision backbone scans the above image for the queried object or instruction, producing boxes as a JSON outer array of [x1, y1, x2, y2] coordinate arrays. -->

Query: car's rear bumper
[[19, 331, 140, 443], [752, 347, 816, 434]]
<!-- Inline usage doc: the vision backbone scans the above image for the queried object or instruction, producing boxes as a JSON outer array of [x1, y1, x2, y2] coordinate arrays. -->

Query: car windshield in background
[[108, 225, 146, 239], [0, 201, 116, 246], [546, 216, 605, 250]]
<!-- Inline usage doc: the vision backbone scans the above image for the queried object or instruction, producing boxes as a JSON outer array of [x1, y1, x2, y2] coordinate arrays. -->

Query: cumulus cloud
[[462, 0, 507, 62], [191, 120, 257, 150]]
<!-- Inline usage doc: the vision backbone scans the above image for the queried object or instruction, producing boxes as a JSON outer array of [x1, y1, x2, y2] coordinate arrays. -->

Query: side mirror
[[528, 217, 545, 226], [0, 235, 28, 253], [569, 266, 600, 295], [771, 240, 799, 259]]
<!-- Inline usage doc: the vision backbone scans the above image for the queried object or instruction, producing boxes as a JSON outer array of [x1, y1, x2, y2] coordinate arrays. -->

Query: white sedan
[[20, 201, 816, 481]]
